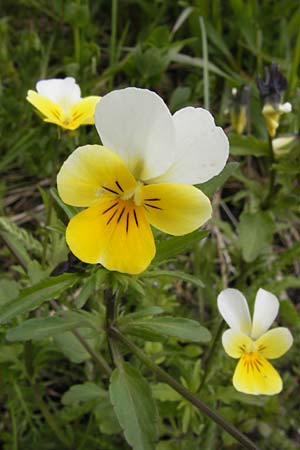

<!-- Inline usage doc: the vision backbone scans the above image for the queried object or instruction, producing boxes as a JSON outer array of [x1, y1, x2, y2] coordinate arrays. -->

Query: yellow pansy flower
[[27, 77, 100, 130], [57, 87, 229, 274], [218, 288, 293, 395]]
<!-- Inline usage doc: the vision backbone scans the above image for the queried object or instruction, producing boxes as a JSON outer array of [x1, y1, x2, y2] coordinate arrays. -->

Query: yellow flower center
[[240, 352, 264, 374], [99, 180, 163, 234]]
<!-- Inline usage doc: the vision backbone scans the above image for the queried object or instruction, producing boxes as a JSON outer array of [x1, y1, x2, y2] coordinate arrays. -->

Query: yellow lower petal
[[57, 145, 138, 207], [140, 183, 212, 235], [255, 327, 293, 359], [27, 90, 64, 126], [222, 329, 252, 358], [66, 199, 155, 274], [69, 96, 101, 128], [233, 352, 282, 395]]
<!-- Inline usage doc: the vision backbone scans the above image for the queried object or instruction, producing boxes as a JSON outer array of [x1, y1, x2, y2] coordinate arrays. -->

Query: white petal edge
[[217, 288, 251, 335], [149, 107, 229, 185], [94, 87, 175, 181], [251, 288, 279, 339], [36, 77, 81, 110]]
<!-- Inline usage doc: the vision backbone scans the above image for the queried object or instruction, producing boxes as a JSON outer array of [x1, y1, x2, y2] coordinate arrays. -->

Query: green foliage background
[[1, 0, 300, 449]]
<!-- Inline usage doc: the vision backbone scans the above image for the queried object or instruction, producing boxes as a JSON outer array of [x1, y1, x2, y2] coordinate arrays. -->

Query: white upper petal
[[251, 288, 279, 339], [94, 88, 175, 181], [149, 107, 229, 185], [217, 288, 251, 335], [36, 77, 81, 111]]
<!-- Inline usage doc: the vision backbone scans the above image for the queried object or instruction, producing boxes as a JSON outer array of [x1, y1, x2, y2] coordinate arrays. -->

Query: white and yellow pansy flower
[[218, 288, 293, 395], [57, 87, 229, 274], [27, 77, 100, 130]]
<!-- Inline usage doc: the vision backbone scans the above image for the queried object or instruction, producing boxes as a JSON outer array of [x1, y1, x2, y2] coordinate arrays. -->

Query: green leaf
[[145, 270, 204, 288], [54, 327, 97, 364], [0, 279, 19, 307], [0, 274, 80, 324], [62, 382, 106, 405], [6, 315, 84, 341], [109, 363, 158, 450], [50, 187, 77, 219], [153, 229, 208, 264], [280, 299, 300, 327], [152, 383, 181, 402], [229, 135, 269, 157], [121, 317, 211, 343], [198, 162, 240, 197], [237, 211, 275, 262], [118, 306, 164, 324]]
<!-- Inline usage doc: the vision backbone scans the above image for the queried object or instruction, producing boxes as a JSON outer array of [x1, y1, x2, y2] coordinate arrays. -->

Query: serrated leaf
[[62, 382, 106, 405], [198, 162, 240, 197], [109, 363, 158, 450], [6, 315, 84, 341], [237, 211, 275, 262], [0, 273, 80, 324], [153, 230, 208, 264], [121, 317, 211, 343]]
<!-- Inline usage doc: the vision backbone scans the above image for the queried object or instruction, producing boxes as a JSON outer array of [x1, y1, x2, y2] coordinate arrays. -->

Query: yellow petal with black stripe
[[140, 183, 212, 235], [66, 198, 155, 274], [233, 352, 282, 395], [57, 145, 138, 207]]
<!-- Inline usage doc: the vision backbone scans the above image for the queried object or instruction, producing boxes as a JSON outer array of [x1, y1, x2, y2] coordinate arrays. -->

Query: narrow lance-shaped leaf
[[120, 316, 211, 343], [153, 229, 208, 264], [0, 273, 80, 324], [109, 362, 158, 450], [6, 315, 85, 342]]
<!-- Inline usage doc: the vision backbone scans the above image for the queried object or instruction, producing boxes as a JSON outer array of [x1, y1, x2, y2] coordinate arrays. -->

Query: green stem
[[31, 381, 72, 448], [73, 328, 112, 376], [193, 241, 204, 321], [199, 16, 210, 110], [0, 231, 27, 270], [41, 132, 61, 267], [105, 287, 119, 366], [109, 327, 261, 450], [73, 26, 80, 64], [262, 135, 277, 210], [109, 0, 118, 88], [24, 341, 72, 448], [50, 300, 112, 377], [199, 319, 225, 392], [9, 404, 18, 450]]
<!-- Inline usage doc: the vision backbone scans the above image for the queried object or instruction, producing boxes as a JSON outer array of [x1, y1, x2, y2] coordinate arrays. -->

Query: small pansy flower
[[57, 88, 229, 274], [218, 288, 293, 395], [230, 85, 250, 135], [27, 77, 100, 130], [256, 64, 292, 137]]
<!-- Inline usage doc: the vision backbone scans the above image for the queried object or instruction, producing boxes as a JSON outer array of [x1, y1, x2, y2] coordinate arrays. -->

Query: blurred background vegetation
[[0, 1, 300, 449]]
